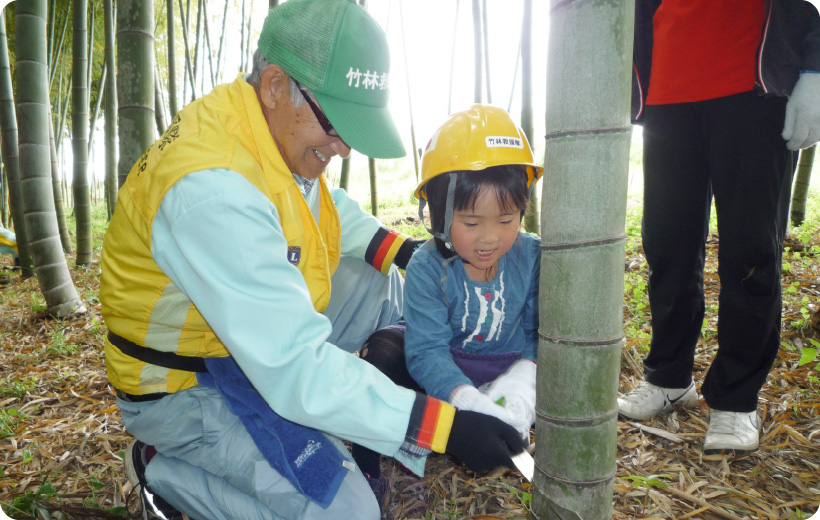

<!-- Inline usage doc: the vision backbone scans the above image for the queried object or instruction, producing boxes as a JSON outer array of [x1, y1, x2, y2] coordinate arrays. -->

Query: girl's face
[[450, 188, 520, 281]]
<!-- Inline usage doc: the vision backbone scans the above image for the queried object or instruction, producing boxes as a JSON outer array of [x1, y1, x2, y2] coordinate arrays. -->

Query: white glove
[[503, 394, 535, 434], [449, 385, 530, 439], [485, 360, 536, 407], [484, 360, 537, 433], [782, 72, 820, 151]]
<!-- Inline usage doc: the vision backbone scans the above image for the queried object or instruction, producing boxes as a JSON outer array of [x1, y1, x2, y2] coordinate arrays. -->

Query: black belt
[[107, 331, 208, 373], [115, 389, 169, 402]]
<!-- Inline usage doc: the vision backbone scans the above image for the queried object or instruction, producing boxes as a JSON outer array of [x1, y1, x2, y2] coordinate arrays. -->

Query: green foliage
[[781, 194, 820, 332], [0, 477, 129, 519], [622, 474, 671, 490], [47, 321, 78, 356], [0, 376, 36, 398], [0, 408, 27, 438], [622, 474, 671, 516], [798, 346, 818, 367], [623, 273, 647, 316], [3, 481, 57, 518], [506, 483, 532, 510], [790, 507, 813, 519]]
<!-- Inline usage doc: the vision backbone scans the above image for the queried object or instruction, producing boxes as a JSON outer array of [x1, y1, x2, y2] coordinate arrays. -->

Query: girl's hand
[[484, 360, 537, 439], [450, 385, 529, 439], [485, 360, 536, 412]]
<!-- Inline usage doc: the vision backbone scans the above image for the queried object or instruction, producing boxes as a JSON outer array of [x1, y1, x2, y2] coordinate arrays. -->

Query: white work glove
[[484, 360, 537, 434], [450, 385, 530, 439], [782, 72, 820, 151]]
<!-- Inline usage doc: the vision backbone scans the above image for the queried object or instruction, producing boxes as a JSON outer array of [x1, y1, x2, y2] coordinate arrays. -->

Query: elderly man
[[100, 1, 526, 519]]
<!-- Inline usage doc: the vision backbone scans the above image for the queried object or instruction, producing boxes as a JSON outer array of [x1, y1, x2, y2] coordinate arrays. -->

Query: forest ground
[[0, 198, 819, 520]]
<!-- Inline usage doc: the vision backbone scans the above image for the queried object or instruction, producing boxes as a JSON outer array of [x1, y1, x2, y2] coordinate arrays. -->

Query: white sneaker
[[617, 381, 698, 421], [703, 409, 761, 454]]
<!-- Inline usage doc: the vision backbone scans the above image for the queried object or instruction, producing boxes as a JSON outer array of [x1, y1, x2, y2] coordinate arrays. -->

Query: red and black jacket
[[631, 0, 820, 122]]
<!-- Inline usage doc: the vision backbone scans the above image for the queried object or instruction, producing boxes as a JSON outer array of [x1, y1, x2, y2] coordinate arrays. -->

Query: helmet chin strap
[[418, 173, 458, 251]]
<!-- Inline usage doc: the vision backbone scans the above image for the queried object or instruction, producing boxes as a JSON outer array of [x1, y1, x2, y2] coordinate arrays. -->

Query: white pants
[[118, 257, 403, 520]]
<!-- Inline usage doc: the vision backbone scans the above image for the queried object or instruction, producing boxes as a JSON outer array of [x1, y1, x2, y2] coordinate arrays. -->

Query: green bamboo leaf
[[798, 347, 817, 367]]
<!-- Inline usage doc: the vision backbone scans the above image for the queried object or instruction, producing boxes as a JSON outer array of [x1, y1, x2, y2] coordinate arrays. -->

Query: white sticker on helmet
[[424, 128, 442, 155], [486, 136, 523, 148]]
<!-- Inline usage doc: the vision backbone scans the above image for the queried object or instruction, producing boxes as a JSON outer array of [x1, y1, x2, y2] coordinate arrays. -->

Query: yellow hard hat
[[415, 104, 543, 200]]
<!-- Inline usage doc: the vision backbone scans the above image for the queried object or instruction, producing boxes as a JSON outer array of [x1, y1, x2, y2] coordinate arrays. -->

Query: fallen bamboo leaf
[[629, 421, 686, 443]]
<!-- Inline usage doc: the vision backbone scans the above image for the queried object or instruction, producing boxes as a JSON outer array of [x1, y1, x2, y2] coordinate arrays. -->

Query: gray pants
[[119, 257, 403, 519]]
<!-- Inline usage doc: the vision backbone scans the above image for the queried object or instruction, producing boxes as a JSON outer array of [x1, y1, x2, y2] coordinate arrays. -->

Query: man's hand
[[445, 409, 528, 474], [782, 72, 820, 151]]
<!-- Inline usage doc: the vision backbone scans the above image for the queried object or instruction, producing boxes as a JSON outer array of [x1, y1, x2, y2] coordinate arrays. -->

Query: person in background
[[619, 0, 820, 454], [353, 105, 541, 492], [99, 2, 526, 519], [0, 224, 18, 267]]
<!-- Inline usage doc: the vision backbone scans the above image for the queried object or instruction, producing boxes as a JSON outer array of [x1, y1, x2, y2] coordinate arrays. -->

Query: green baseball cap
[[258, 0, 406, 159]]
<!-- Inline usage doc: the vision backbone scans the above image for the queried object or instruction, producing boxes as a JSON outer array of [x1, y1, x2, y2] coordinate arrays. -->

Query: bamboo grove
[[0, 0, 264, 316], [0, 1, 816, 519]]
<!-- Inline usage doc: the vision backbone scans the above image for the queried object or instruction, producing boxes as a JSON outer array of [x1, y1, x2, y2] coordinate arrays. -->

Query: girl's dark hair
[[424, 164, 530, 258]]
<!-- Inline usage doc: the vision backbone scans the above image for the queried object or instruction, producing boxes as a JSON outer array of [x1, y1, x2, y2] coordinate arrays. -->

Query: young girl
[[353, 105, 542, 491]]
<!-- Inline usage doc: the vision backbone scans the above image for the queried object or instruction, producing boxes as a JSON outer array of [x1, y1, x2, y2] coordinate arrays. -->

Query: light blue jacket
[[152, 169, 419, 463]]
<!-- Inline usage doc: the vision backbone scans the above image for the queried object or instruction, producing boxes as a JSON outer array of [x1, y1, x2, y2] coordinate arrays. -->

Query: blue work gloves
[[782, 72, 820, 151]]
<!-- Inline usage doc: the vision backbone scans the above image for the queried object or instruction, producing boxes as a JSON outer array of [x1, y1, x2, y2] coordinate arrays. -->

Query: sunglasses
[[292, 78, 339, 137]]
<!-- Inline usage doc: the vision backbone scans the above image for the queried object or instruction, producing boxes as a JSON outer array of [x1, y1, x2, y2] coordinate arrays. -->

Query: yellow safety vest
[[100, 76, 341, 396]]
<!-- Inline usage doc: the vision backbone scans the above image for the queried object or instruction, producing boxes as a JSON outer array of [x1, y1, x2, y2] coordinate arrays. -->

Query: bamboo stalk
[[240, 0, 246, 71], [192, 0, 203, 89], [789, 145, 815, 227], [87, 0, 96, 91], [117, 0, 156, 187], [369, 158, 378, 217], [103, 0, 117, 215], [446, 0, 459, 115], [215, 0, 229, 83], [245, 1, 253, 73], [48, 0, 57, 72], [49, 0, 72, 89], [201, 0, 216, 89], [166, 0, 178, 116], [481, 0, 491, 103], [520, 0, 537, 234], [73, 0, 93, 266], [154, 64, 168, 133], [177, 0, 197, 102], [471, 0, 482, 103], [532, 1, 633, 517], [398, 0, 419, 180], [0, 10, 34, 277], [338, 157, 350, 191], [88, 63, 106, 154]]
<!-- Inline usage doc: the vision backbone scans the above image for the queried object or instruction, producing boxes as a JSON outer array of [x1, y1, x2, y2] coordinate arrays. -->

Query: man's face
[[258, 65, 351, 179]]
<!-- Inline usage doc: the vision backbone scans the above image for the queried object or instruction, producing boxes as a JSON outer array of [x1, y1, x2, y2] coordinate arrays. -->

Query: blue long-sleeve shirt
[[403, 234, 541, 401]]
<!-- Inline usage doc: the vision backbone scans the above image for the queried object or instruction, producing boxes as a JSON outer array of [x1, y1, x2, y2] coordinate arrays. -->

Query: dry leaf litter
[[0, 229, 818, 520]]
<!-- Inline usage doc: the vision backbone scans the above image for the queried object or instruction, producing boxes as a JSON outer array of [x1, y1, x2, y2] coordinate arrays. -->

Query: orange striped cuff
[[406, 394, 456, 454], [365, 227, 411, 275]]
